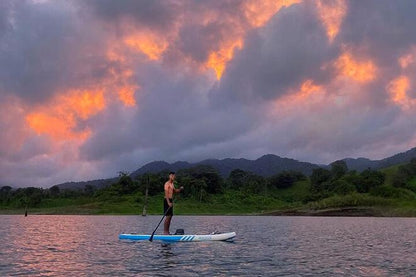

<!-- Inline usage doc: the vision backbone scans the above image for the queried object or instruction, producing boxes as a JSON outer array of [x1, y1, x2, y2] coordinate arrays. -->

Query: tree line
[[2, 159, 416, 209]]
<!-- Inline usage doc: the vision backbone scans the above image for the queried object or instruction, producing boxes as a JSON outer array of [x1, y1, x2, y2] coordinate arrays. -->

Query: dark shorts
[[164, 198, 173, 216]]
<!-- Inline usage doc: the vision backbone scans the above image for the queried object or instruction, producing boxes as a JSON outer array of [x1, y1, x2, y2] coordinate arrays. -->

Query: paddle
[[149, 206, 172, 242]]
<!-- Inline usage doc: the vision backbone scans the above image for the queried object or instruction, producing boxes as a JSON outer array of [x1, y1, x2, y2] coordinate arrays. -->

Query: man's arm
[[174, 185, 184, 193]]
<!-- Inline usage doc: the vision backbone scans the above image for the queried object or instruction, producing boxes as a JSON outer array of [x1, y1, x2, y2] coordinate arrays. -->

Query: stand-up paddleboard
[[119, 232, 236, 242]]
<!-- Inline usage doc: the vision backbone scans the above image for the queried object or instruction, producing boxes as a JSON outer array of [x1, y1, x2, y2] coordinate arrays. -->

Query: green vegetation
[[1, 160, 416, 216]]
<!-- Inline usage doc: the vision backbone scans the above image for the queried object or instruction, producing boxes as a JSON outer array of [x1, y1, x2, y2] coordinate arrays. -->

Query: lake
[[0, 215, 415, 276]]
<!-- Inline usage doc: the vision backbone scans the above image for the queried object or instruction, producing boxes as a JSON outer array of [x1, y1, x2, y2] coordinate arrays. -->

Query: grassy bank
[[2, 183, 415, 217]]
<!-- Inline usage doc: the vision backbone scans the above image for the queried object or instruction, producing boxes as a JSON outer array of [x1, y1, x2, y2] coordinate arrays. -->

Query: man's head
[[169, 172, 175, 181]]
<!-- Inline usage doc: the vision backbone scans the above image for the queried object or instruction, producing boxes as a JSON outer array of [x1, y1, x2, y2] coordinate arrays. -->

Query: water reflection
[[1, 215, 416, 276], [160, 243, 175, 258]]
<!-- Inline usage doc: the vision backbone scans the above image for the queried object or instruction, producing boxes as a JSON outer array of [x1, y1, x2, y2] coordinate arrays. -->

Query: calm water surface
[[0, 215, 415, 276]]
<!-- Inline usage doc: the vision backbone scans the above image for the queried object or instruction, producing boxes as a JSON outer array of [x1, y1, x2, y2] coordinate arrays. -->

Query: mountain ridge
[[55, 147, 416, 190]]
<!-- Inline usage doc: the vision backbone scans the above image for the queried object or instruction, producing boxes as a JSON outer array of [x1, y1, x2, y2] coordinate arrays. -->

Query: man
[[164, 172, 184, 235]]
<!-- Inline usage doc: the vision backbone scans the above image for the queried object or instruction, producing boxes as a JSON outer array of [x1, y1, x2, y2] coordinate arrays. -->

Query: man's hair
[[169, 171, 175, 175]]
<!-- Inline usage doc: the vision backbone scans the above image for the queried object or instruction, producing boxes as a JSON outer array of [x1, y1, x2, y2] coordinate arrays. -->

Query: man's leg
[[164, 215, 172, 235]]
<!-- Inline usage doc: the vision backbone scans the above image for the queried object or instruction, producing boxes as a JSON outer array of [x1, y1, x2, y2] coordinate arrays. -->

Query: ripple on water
[[0, 215, 415, 276]]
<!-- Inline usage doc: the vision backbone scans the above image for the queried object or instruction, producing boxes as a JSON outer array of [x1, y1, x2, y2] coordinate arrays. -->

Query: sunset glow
[[118, 86, 137, 107], [272, 80, 324, 114], [316, 0, 347, 42], [206, 39, 243, 80], [399, 53, 414, 69], [335, 52, 377, 83], [243, 0, 302, 27], [387, 76, 412, 109], [26, 90, 105, 141], [124, 32, 168, 61]]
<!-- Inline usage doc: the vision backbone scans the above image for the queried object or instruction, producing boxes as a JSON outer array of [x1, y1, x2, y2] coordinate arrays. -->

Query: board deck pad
[[119, 232, 236, 242]]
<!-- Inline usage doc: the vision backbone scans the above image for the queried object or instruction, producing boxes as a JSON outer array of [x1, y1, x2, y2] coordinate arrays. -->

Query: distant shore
[[1, 206, 415, 217]]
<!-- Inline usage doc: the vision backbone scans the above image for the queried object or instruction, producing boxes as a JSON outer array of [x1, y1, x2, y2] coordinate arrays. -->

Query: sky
[[1, 0, 416, 187]]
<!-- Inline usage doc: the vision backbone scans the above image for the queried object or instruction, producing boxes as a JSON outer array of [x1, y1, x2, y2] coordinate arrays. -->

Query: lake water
[[0, 215, 415, 276]]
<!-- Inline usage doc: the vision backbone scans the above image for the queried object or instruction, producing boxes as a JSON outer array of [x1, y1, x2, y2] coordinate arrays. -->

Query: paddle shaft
[[149, 205, 172, 242]]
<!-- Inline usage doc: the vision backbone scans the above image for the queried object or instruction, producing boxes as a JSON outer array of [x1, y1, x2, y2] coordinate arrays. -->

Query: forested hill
[[343, 147, 416, 171], [130, 154, 319, 178], [55, 147, 416, 190], [56, 178, 117, 190]]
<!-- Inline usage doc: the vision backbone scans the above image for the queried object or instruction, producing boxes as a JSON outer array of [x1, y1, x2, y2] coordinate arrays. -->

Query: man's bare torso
[[164, 181, 174, 198]]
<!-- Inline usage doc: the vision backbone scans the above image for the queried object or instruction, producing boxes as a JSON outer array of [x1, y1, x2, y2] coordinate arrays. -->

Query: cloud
[[211, 2, 336, 105], [2, 0, 416, 187]]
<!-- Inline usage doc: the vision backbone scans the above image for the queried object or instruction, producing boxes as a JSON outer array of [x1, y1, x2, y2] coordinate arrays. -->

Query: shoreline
[[1, 206, 415, 217]]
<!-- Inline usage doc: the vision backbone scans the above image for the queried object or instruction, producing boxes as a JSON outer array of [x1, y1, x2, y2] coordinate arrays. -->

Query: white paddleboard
[[119, 232, 236, 242]]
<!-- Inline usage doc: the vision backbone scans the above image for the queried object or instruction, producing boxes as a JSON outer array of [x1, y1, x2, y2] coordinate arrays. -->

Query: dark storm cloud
[[177, 21, 228, 63], [211, 3, 337, 105], [80, 0, 181, 32], [340, 0, 416, 65], [0, 1, 114, 104]]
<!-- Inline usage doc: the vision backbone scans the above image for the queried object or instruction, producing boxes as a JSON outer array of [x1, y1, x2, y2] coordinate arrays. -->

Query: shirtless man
[[163, 172, 184, 235]]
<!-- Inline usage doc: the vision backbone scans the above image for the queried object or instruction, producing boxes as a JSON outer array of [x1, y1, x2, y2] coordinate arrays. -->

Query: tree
[[330, 160, 348, 180], [117, 172, 137, 194], [269, 171, 299, 189], [356, 169, 385, 193], [228, 169, 249, 189], [310, 168, 332, 192], [227, 169, 268, 194], [179, 166, 222, 194], [49, 185, 60, 197], [177, 176, 208, 201], [0, 186, 12, 205], [332, 180, 356, 195], [23, 187, 44, 207], [392, 159, 416, 190], [84, 185, 95, 196], [244, 174, 266, 194], [137, 173, 164, 196]]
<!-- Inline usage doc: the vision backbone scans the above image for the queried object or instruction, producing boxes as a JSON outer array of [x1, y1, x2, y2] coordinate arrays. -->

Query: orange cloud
[[387, 75, 413, 109], [399, 53, 414, 69], [243, 0, 302, 27], [271, 79, 325, 114], [118, 86, 137, 107], [124, 32, 168, 60], [107, 1, 302, 81], [26, 89, 105, 141], [335, 52, 377, 83], [206, 39, 243, 80], [316, 0, 347, 42], [105, 45, 139, 107]]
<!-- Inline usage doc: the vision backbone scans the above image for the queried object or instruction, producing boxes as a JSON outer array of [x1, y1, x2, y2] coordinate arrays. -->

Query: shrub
[[332, 180, 356, 195], [370, 185, 416, 200]]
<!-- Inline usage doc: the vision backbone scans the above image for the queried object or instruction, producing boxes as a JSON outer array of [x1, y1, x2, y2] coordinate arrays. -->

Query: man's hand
[[168, 202, 173, 207]]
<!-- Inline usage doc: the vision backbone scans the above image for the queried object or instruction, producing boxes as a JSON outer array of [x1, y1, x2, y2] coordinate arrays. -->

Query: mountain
[[56, 178, 117, 190], [130, 161, 191, 178], [132, 154, 319, 178], [55, 147, 416, 190], [343, 147, 416, 171], [196, 155, 319, 177]]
